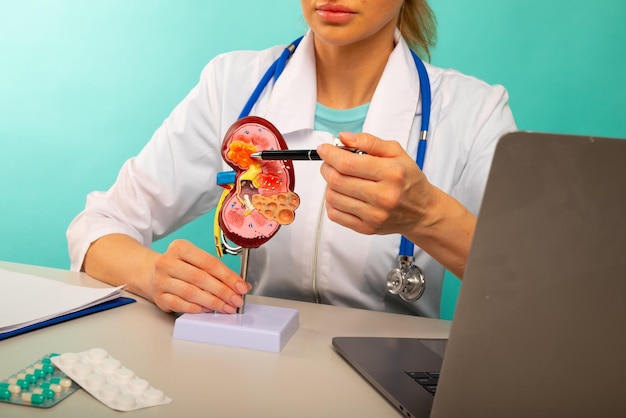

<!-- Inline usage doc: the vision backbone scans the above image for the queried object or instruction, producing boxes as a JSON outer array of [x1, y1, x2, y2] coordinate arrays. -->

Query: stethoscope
[[234, 36, 432, 302]]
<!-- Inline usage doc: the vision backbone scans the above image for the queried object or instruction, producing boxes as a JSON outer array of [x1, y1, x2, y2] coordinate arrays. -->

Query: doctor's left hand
[[316, 132, 439, 238]]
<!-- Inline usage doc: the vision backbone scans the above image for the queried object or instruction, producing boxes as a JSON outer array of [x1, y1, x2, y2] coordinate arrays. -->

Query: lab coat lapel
[[363, 37, 421, 149], [265, 31, 317, 135]]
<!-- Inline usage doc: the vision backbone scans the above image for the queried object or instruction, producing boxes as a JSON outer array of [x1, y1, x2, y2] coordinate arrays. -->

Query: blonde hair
[[399, 0, 437, 60]]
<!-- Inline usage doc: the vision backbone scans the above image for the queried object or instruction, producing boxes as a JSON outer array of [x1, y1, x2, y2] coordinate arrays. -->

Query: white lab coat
[[67, 30, 516, 318]]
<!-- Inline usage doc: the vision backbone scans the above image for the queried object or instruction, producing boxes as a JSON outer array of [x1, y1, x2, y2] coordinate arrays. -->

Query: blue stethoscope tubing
[[239, 36, 431, 262]]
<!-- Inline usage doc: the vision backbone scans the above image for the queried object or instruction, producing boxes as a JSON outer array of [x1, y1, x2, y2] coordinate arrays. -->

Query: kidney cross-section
[[218, 116, 300, 248]]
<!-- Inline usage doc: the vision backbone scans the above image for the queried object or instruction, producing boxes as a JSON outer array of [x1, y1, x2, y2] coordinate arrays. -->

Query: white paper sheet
[[0, 268, 125, 333]]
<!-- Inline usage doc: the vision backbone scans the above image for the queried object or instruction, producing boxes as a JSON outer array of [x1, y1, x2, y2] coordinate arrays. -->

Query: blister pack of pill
[[0, 353, 79, 408], [51, 348, 171, 411]]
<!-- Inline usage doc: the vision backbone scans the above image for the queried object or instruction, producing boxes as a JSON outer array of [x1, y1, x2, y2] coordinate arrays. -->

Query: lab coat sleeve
[[66, 57, 228, 271], [449, 82, 517, 216]]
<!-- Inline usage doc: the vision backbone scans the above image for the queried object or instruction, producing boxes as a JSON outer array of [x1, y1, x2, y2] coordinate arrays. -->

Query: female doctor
[[67, 0, 516, 319]]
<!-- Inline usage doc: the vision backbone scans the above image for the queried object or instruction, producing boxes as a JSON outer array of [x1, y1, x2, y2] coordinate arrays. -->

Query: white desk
[[0, 261, 450, 418]]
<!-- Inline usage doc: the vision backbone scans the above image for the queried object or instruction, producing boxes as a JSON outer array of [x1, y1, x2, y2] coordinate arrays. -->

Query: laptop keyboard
[[406, 371, 440, 395]]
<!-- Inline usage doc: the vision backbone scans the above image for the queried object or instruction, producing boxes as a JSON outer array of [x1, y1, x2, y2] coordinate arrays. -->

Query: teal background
[[1, 1, 625, 319]]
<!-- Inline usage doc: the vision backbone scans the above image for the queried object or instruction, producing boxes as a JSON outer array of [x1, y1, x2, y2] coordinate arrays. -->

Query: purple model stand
[[172, 304, 299, 352]]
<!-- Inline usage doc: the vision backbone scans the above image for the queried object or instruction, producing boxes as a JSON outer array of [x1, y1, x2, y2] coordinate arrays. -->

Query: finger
[[153, 254, 244, 311], [320, 157, 405, 211], [155, 241, 250, 313], [324, 185, 389, 234], [167, 240, 250, 294], [337, 132, 405, 159], [156, 275, 241, 314], [154, 289, 237, 314], [320, 161, 372, 202], [157, 266, 245, 310], [324, 196, 376, 235], [317, 145, 382, 182], [317, 138, 407, 183]]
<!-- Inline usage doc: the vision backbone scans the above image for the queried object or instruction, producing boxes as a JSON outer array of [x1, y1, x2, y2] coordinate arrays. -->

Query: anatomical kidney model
[[217, 116, 300, 248]]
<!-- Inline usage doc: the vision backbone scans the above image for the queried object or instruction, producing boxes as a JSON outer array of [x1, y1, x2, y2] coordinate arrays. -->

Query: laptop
[[332, 131, 626, 418]]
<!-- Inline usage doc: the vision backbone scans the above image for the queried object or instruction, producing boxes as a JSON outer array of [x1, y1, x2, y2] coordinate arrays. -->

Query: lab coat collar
[[266, 30, 421, 147]]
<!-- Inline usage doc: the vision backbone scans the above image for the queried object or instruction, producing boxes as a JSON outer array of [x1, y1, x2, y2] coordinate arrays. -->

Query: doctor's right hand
[[151, 239, 251, 314]]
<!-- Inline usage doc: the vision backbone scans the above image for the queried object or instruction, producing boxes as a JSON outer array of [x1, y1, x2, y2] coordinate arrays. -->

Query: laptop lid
[[333, 132, 626, 418], [431, 131, 626, 418]]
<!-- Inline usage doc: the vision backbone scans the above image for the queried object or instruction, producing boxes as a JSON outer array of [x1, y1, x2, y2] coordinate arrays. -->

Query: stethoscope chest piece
[[386, 255, 425, 302]]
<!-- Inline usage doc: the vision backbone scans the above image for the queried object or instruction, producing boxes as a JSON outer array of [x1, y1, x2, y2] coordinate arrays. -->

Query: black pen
[[250, 147, 366, 161]]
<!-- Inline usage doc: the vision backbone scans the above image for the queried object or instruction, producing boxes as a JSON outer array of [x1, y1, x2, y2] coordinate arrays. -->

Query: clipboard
[[0, 296, 136, 341]]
